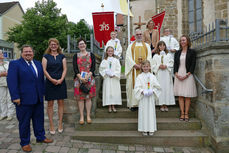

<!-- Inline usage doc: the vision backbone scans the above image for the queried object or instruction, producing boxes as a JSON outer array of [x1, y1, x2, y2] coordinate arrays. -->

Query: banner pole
[[127, 0, 130, 45]]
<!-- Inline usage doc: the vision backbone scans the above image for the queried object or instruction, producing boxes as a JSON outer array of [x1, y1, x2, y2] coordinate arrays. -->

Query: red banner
[[152, 11, 165, 37], [92, 12, 114, 48]]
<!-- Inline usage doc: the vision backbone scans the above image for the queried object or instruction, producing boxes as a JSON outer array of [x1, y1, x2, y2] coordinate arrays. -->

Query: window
[[188, 0, 202, 33]]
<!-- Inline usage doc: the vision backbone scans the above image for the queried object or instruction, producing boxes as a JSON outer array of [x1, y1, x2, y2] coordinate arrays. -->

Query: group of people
[[100, 20, 197, 136], [0, 19, 197, 151]]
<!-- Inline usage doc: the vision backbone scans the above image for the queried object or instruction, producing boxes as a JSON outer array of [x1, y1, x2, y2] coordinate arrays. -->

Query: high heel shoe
[[87, 119, 92, 124], [58, 128, 63, 133], [49, 130, 56, 135], [179, 114, 185, 121], [112, 108, 117, 113], [79, 120, 84, 125], [184, 114, 189, 122]]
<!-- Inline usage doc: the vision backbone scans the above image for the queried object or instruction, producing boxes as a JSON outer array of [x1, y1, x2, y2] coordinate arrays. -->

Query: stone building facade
[[0, 2, 24, 59], [118, 0, 229, 44]]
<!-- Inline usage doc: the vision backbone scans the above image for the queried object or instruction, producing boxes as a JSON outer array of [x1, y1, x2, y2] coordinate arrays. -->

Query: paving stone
[[2, 138, 13, 143], [45, 145, 61, 152], [0, 142, 11, 149], [8, 143, 20, 150], [145, 146, 154, 151], [117, 151, 125, 153], [5, 124, 15, 129], [164, 147, 175, 152], [88, 149, 102, 153], [135, 145, 146, 151], [154, 147, 164, 152], [72, 142, 84, 148], [100, 144, 117, 150], [7, 150, 18, 153], [102, 149, 116, 153], [182, 147, 191, 153], [78, 148, 89, 153], [118, 145, 129, 151], [82, 143, 94, 149], [59, 147, 70, 153], [68, 148, 79, 153], [128, 145, 135, 151], [0, 149, 7, 153]]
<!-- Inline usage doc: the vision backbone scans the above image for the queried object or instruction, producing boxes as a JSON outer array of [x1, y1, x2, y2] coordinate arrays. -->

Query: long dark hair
[[154, 41, 168, 55]]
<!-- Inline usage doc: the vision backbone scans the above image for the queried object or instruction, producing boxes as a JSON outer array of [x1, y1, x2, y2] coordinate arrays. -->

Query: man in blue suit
[[7, 45, 53, 152]]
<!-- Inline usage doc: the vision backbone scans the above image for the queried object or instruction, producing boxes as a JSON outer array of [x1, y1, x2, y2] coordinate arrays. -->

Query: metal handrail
[[193, 74, 213, 94]]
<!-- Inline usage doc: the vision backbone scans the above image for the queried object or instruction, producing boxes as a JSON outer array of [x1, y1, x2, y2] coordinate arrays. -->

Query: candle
[[148, 82, 150, 89], [109, 61, 112, 69], [114, 41, 117, 51]]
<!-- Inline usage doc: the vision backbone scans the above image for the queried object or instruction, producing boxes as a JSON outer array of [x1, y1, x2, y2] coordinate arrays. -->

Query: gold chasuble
[[125, 41, 151, 108], [131, 41, 148, 88]]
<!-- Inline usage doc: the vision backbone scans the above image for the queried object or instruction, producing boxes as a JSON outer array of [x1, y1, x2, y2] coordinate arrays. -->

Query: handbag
[[79, 83, 91, 94]]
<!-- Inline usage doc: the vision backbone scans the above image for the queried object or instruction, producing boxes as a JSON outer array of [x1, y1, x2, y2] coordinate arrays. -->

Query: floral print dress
[[74, 52, 96, 100]]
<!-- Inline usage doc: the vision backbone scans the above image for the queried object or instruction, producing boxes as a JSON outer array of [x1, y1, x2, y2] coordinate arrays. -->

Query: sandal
[[184, 114, 189, 122], [179, 114, 185, 121]]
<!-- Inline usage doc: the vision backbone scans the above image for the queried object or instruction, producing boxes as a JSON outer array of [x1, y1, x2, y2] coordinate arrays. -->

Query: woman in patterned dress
[[73, 38, 96, 125]]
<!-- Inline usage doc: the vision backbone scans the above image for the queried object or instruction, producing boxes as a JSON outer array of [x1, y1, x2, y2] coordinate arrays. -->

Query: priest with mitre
[[125, 28, 152, 111]]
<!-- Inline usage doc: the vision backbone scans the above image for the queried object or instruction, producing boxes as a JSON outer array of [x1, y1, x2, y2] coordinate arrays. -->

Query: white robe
[[99, 57, 122, 106], [125, 42, 152, 108], [151, 52, 175, 106], [104, 38, 122, 58], [134, 72, 161, 132], [160, 35, 179, 59]]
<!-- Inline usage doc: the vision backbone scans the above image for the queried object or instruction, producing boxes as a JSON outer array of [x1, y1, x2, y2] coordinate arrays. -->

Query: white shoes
[[58, 128, 63, 133], [0, 116, 6, 121], [142, 132, 148, 136], [149, 132, 154, 136], [160, 107, 165, 112], [49, 130, 56, 135], [142, 132, 154, 136], [160, 107, 169, 112], [6, 116, 13, 121]]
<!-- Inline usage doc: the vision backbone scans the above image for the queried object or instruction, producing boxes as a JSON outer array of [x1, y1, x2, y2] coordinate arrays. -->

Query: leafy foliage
[[7, 0, 91, 61]]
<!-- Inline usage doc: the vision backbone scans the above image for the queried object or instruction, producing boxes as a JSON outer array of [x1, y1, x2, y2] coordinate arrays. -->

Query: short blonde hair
[[140, 60, 151, 73]]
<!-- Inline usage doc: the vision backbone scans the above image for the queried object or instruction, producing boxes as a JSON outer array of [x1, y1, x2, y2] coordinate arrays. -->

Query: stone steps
[[75, 118, 201, 131], [71, 130, 208, 147], [95, 107, 195, 118], [72, 77, 209, 147]]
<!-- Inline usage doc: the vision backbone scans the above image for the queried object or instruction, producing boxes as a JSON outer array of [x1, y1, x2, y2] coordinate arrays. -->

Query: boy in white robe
[[151, 41, 175, 112], [99, 46, 122, 112], [104, 31, 122, 59], [134, 60, 161, 136]]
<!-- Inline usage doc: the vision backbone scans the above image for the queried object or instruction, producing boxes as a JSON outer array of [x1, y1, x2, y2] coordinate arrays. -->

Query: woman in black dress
[[42, 38, 67, 134]]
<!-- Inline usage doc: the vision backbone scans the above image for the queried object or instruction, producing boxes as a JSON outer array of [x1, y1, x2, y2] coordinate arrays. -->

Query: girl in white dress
[[134, 60, 161, 136], [151, 41, 175, 112], [99, 46, 122, 112]]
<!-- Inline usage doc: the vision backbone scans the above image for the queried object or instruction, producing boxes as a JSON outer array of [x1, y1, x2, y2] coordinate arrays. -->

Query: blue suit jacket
[[7, 58, 45, 105]]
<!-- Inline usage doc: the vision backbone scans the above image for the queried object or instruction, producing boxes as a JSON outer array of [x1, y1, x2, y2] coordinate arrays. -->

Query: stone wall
[[157, 0, 178, 38], [214, 0, 228, 19], [194, 42, 229, 153]]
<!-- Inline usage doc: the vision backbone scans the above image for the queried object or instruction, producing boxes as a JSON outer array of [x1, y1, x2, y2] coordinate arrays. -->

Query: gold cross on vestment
[[134, 16, 146, 29]]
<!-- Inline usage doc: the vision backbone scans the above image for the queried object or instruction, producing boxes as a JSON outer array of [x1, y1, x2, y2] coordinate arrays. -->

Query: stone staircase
[[72, 77, 209, 147]]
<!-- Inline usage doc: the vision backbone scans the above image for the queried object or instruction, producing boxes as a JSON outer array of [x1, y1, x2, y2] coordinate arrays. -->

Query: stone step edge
[[78, 118, 200, 124], [71, 130, 208, 137]]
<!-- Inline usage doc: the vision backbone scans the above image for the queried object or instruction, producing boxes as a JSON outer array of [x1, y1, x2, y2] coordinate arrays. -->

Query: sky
[[2, 0, 123, 25]]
